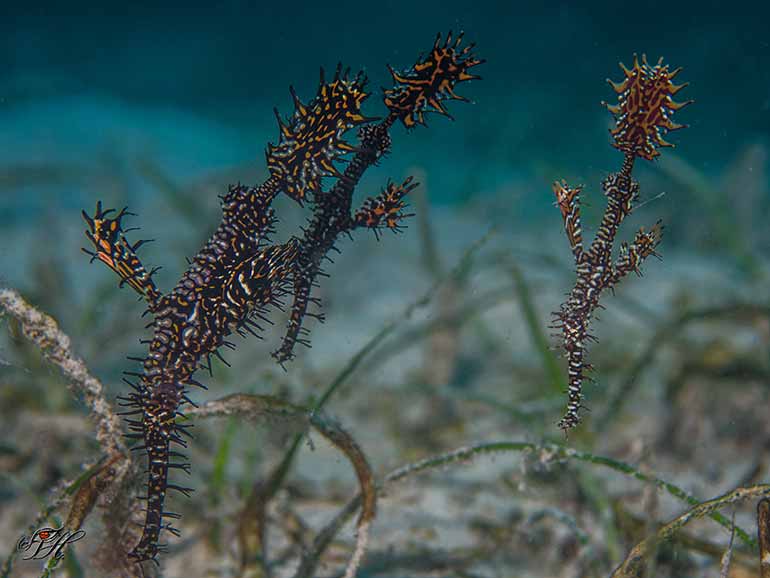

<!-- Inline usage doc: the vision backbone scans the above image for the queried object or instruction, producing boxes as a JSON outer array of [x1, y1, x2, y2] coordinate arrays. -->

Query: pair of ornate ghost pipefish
[[82, 32, 482, 566], [81, 36, 691, 567]]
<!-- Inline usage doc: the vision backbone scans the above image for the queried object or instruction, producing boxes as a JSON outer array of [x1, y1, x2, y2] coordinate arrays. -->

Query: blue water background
[[1, 0, 768, 284]]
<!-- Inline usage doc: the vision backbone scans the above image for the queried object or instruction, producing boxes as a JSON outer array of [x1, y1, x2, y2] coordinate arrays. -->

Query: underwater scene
[[1, 1, 769, 577]]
